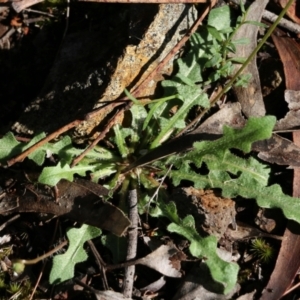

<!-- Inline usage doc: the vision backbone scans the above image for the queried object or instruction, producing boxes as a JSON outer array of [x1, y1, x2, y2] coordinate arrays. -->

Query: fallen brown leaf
[[138, 244, 184, 278], [0, 178, 131, 236]]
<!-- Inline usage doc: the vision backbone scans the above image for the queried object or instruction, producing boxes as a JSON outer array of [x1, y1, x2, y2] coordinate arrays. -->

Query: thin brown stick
[[282, 281, 300, 297], [0, 215, 20, 232], [105, 257, 140, 271], [87, 240, 109, 290], [21, 239, 68, 265], [6, 119, 82, 167], [85, 101, 127, 120]]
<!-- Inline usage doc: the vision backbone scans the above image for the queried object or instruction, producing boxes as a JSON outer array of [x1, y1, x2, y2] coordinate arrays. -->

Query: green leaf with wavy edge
[[204, 150, 270, 186], [25, 132, 47, 165], [0, 132, 22, 163], [151, 197, 238, 293], [38, 162, 98, 186], [49, 224, 101, 284], [147, 31, 213, 137], [171, 167, 300, 224], [90, 163, 117, 182], [142, 95, 178, 131], [0, 132, 74, 165], [184, 116, 275, 167], [167, 214, 238, 294]]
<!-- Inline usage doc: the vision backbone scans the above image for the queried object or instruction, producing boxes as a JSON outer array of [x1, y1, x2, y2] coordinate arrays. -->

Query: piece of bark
[[193, 102, 246, 135], [272, 34, 300, 131], [0, 179, 131, 236], [231, 0, 268, 117]]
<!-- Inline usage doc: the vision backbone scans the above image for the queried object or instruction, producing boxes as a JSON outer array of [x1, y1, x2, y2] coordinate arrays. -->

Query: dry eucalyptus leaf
[[276, 0, 300, 25], [192, 102, 245, 135], [138, 244, 184, 278], [275, 90, 300, 131], [0, 179, 131, 236]]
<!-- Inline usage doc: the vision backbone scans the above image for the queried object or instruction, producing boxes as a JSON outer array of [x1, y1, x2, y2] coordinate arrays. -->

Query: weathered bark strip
[[231, 0, 268, 117], [12, 4, 197, 140]]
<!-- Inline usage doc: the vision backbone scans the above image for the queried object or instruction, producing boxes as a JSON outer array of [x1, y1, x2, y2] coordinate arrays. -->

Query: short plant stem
[[125, 88, 178, 105]]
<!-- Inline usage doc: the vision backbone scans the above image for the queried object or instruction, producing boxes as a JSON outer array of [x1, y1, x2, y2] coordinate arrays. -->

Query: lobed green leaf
[[49, 224, 101, 284], [168, 215, 238, 294]]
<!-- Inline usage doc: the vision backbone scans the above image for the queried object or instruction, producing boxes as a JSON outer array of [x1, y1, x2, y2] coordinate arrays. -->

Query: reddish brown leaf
[[272, 30, 300, 90], [276, 0, 300, 25]]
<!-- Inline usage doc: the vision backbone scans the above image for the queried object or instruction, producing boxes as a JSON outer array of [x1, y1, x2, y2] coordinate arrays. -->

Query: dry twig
[[6, 119, 82, 167], [122, 189, 138, 298]]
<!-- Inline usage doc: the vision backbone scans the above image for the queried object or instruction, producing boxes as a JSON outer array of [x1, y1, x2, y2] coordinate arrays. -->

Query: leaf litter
[[0, 0, 300, 299]]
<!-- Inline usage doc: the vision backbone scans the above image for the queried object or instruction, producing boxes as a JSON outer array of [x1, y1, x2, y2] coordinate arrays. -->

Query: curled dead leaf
[[138, 244, 185, 278]]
